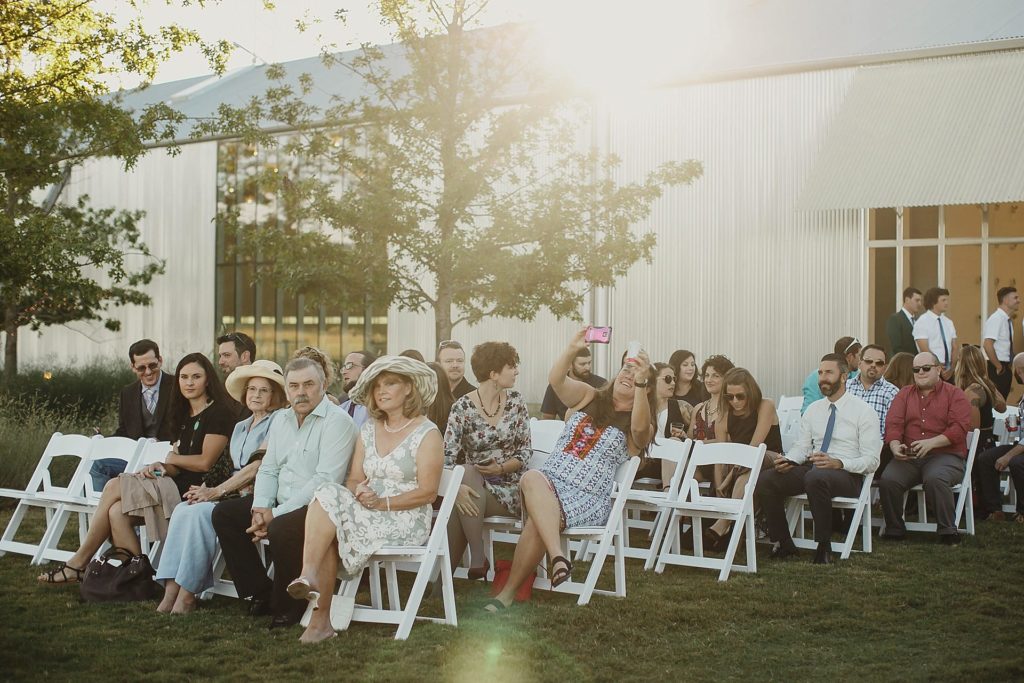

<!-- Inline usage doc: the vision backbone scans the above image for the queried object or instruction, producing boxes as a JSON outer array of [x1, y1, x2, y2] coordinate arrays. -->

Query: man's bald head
[[912, 351, 942, 390]]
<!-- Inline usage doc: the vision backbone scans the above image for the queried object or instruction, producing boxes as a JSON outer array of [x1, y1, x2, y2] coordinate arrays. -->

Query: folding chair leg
[[718, 517, 744, 582], [645, 506, 671, 570], [394, 557, 436, 641], [386, 563, 401, 611]]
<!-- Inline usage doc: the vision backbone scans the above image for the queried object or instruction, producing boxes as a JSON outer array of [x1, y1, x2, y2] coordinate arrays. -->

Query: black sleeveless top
[[726, 409, 783, 453]]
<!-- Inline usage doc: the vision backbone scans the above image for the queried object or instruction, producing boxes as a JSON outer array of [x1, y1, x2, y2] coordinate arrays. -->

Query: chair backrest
[[646, 439, 693, 496], [530, 419, 565, 454], [682, 441, 767, 505], [963, 428, 981, 485], [134, 440, 172, 470], [424, 465, 465, 554], [527, 449, 550, 470], [29, 432, 98, 497], [777, 395, 803, 453], [76, 436, 149, 498]]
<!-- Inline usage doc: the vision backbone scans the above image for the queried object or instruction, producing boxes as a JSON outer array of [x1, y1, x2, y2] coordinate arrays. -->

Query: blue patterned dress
[[538, 410, 630, 528]]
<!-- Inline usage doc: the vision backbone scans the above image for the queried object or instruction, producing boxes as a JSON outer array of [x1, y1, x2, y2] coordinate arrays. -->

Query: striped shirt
[[845, 376, 899, 438]]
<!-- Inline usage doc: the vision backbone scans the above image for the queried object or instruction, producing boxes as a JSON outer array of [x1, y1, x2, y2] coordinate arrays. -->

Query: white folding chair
[[887, 429, 980, 536], [655, 441, 767, 581], [621, 439, 692, 567], [777, 395, 803, 454], [529, 418, 565, 455], [303, 465, 465, 640], [33, 436, 149, 565], [785, 471, 875, 560], [0, 433, 98, 561], [530, 456, 640, 606]]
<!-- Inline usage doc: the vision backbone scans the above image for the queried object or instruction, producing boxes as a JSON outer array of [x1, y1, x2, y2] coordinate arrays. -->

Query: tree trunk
[[2, 306, 17, 387], [434, 289, 453, 350]]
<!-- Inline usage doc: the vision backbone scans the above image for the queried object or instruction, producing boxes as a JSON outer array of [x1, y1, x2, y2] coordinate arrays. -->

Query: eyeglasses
[[660, 376, 675, 384], [843, 338, 861, 354], [133, 362, 160, 373], [342, 362, 363, 371], [912, 365, 937, 373], [862, 359, 886, 367], [725, 393, 747, 402], [438, 340, 463, 351]]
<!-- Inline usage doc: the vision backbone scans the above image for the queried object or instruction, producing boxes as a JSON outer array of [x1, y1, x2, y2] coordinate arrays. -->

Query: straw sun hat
[[347, 355, 438, 407], [225, 359, 286, 403]]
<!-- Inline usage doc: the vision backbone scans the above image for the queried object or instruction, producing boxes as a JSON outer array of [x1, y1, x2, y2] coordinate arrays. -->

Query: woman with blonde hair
[[954, 345, 1006, 448]]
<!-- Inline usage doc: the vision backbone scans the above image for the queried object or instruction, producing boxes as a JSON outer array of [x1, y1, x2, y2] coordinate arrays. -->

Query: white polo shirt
[[913, 310, 957, 366], [982, 307, 1014, 362]]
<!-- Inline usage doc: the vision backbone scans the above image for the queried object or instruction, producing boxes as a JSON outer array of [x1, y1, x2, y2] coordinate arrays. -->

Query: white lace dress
[[313, 420, 436, 580]]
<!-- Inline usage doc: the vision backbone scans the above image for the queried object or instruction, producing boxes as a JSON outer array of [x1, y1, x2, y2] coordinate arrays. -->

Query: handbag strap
[[100, 546, 138, 564]]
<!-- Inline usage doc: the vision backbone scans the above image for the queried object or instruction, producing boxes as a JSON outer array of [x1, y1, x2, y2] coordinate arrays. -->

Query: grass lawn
[[1, 506, 1022, 682]]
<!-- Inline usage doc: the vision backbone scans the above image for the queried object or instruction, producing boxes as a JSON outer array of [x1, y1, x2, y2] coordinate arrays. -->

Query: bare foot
[[298, 626, 337, 644], [170, 591, 198, 615], [156, 597, 175, 614]]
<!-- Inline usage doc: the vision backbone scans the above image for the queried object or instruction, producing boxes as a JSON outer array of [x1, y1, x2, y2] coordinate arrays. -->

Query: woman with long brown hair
[[954, 345, 1007, 448]]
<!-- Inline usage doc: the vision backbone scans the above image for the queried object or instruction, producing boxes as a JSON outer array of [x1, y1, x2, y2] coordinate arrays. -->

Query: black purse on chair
[[79, 546, 159, 603]]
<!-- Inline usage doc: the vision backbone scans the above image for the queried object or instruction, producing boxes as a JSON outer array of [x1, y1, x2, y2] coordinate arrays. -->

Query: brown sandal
[[39, 563, 85, 585]]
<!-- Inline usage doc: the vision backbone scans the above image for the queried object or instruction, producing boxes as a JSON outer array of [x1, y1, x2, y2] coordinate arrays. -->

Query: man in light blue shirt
[[213, 357, 357, 629], [800, 336, 861, 413]]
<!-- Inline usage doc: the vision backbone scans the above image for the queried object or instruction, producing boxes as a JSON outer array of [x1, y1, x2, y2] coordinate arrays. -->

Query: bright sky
[[100, 0, 701, 91]]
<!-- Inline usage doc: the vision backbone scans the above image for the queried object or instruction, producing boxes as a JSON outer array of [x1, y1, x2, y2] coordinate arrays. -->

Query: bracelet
[[634, 381, 649, 388], [386, 496, 391, 512]]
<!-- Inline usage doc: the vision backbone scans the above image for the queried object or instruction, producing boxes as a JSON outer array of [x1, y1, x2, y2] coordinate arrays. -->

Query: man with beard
[[756, 354, 881, 564], [878, 351, 971, 544], [212, 358, 357, 629], [437, 340, 476, 399], [540, 347, 606, 420], [845, 344, 899, 473], [338, 350, 376, 427]]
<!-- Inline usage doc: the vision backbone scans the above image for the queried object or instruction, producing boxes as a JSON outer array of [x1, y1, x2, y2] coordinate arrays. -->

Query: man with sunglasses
[[437, 340, 476, 399], [800, 336, 862, 414], [339, 350, 376, 427], [216, 331, 256, 377], [89, 339, 176, 489], [845, 345, 898, 437], [878, 352, 971, 544]]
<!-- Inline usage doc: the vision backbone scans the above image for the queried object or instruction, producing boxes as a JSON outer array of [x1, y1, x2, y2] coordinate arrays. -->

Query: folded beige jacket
[[118, 474, 181, 542]]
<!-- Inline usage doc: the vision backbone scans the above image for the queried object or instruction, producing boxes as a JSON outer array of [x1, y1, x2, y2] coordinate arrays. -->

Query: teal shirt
[[801, 369, 858, 414]]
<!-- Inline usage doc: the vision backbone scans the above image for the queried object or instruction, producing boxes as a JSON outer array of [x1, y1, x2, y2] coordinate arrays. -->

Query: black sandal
[[39, 563, 85, 585], [482, 598, 509, 613], [549, 556, 573, 588]]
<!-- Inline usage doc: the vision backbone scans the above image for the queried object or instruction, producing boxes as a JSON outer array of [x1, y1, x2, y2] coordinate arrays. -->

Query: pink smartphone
[[584, 326, 612, 344]]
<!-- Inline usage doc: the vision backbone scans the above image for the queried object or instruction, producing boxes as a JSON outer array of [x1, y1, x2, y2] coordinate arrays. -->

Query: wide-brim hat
[[225, 359, 286, 403], [348, 355, 437, 407]]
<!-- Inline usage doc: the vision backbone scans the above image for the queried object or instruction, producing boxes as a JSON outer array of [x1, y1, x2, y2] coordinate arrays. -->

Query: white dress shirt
[[913, 310, 957, 366], [982, 307, 1013, 362], [788, 392, 881, 474]]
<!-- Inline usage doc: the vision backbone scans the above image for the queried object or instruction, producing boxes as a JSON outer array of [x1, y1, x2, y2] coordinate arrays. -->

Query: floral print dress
[[443, 390, 532, 516], [313, 420, 437, 580]]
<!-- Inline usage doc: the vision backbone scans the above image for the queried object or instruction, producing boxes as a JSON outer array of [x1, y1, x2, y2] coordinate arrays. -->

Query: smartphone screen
[[584, 326, 612, 344]]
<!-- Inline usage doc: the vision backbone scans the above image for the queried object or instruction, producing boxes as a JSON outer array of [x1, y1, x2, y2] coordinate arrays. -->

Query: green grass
[[1, 507, 1022, 682]]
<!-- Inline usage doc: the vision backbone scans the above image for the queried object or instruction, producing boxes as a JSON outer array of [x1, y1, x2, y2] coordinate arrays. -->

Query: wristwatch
[[634, 380, 649, 388]]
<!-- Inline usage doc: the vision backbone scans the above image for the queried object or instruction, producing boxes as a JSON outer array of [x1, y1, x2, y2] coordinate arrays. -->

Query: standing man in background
[[983, 286, 1019, 399], [914, 287, 957, 381], [886, 287, 923, 356]]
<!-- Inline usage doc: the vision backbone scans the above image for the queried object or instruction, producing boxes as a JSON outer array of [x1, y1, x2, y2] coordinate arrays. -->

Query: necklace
[[477, 389, 501, 418], [383, 416, 413, 433]]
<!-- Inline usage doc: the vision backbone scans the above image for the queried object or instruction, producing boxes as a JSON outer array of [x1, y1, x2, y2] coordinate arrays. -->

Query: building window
[[868, 204, 1023, 356], [215, 138, 386, 366]]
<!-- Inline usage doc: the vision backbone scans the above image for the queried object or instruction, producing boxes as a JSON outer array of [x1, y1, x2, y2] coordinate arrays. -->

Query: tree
[[0, 0, 231, 383], [199, 0, 703, 345]]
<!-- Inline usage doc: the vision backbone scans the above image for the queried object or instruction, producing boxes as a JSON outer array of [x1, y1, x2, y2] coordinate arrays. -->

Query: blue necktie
[[937, 316, 950, 369], [144, 387, 157, 414], [820, 404, 837, 454]]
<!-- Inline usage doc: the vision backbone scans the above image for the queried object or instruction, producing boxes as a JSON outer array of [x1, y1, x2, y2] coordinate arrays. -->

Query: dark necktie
[[1009, 318, 1015, 358], [937, 316, 950, 369], [820, 404, 837, 453], [347, 402, 356, 417]]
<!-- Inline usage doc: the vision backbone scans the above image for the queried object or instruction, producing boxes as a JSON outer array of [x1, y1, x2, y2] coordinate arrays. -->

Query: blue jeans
[[89, 458, 127, 491]]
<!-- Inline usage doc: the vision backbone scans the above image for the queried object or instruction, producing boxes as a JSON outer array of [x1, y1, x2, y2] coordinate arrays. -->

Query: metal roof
[[798, 49, 1024, 209]]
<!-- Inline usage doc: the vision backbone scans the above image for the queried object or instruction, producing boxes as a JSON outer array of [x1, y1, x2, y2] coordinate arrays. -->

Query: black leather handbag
[[79, 546, 159, 603]]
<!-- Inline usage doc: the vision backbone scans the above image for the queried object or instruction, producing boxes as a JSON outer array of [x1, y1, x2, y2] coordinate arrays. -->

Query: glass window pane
[[903, 245, 937, 294], [944, 204, 982, 239], [944, 245, 981, 347], [869, 248, 897, 348], [905, 206, 938, 239], [989, 202, 1024, 238], [870, 208, 896, 240]]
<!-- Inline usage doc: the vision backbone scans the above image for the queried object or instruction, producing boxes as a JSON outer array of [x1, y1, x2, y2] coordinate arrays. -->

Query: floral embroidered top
[[443, 390, 532, 515]]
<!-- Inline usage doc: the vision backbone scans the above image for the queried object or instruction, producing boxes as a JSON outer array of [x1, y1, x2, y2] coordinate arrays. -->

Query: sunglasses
[[844, 338, 861, 354], [725, 393, 747, 402], [342, 362, 363, 371], [862, 359, 886, 367], [660, 376, 675, 384], [133, 362, 160, 373], [912, 365, 937, 373]]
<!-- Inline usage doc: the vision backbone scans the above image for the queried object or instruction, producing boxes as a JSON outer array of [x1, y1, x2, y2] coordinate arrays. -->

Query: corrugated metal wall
[[15, 143, 218, 368], [391, 67, 864, 403]]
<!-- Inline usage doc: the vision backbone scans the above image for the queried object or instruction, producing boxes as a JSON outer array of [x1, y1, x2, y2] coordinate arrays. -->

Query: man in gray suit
[[886, 287, 923, 356]]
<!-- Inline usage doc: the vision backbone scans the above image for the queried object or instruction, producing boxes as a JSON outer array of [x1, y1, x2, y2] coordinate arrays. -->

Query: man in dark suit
[[89, 339, 176, 489], [885, 287, 923, 356]]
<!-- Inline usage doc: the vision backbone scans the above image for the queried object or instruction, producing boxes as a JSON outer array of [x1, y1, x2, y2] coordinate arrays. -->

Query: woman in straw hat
[[286, 355, 444, 643], [154, 359, 287, 614]]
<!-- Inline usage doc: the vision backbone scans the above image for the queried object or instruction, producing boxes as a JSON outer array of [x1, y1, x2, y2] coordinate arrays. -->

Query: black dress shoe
[[268, 613, 301, 630], [812, 546, 834, 565], [247, 596, 272, 617], [939, 532, 962, 546], [768, 543, 799, 560]]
